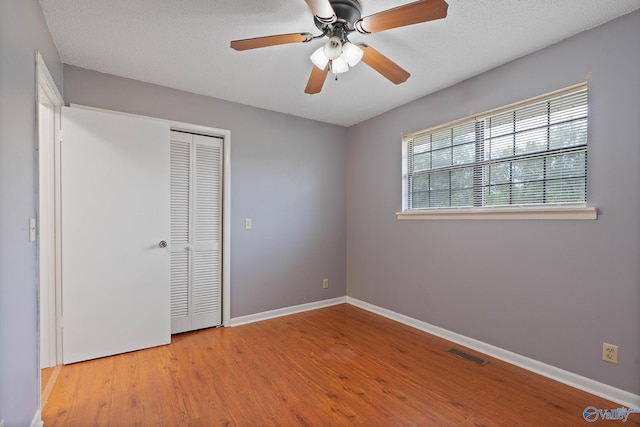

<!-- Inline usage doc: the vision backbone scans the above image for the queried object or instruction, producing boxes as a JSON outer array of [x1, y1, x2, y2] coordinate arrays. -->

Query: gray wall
[[346, 10, 640, 394], [63, 66, 348, 318], [0, 0, 64, 425]]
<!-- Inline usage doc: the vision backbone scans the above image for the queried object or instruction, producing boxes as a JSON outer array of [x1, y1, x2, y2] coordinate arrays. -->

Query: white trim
[[229, 297, 347, 327], [397, 205, 597, 220], [31, 410, 44, 427], [64, 104, 233, 328], [36, 50, 64, 391], [347, 297, 640, 408], [36, 52, 63, 106], [222, 133, 231, 327]]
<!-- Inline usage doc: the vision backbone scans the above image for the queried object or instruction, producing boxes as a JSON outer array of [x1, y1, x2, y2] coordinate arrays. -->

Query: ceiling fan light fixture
[[341, 41, 363, 67], [323, 36, 343, 60], [331, 55, 349, 75], [232, 0, 447, 93], [310, 46, 329, 69]]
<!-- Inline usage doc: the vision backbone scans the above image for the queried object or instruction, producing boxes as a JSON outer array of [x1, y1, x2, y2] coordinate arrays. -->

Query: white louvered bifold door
[[170, 131, 223, 334]]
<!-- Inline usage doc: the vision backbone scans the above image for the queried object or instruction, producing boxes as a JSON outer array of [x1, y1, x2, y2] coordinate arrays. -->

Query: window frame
[[398, 82, 597, 220]]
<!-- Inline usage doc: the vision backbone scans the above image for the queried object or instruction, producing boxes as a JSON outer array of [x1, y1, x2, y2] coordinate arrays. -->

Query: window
[[400, 83, 596, 220]]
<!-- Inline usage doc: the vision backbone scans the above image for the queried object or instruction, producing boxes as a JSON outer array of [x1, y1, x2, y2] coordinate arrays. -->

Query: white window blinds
[[404, 83, 588, 210]]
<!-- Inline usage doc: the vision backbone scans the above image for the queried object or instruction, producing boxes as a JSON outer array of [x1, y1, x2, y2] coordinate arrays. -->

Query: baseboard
[[347, 297, 640, 408], [31, 410, 43, 427], [229, 296, 347, 327]]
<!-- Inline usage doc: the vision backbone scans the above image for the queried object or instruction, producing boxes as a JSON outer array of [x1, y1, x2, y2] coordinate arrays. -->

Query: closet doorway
[[170, 131, 223, 334]]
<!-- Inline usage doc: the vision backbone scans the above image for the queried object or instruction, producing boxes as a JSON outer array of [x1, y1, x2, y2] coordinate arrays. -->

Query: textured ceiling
[[39, 0, 640, 127]]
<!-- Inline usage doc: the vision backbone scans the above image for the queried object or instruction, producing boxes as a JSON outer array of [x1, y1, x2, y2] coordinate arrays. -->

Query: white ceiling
[[39, 0, 640, 127]]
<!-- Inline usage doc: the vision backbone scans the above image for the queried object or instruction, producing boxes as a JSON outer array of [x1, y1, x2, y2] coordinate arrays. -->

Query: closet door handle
[[158, 240, 167, 248]]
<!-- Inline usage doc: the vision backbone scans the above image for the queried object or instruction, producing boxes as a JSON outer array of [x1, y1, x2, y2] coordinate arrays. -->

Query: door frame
[[36, 51, 64, 371]]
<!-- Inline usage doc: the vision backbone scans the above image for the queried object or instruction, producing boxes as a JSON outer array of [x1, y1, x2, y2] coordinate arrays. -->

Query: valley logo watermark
[[583, 406, 640, 423]]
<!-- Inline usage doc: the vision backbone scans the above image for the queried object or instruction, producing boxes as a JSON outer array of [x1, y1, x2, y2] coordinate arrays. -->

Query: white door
[[170, 131, 223, 334], [61, 106, 171, 364]]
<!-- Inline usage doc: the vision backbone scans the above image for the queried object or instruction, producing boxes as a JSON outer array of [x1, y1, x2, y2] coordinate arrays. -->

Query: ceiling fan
[[230, 0, 448, 94]]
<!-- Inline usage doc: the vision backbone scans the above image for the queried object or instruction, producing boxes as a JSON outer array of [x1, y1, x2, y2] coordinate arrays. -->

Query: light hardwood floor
[[42, 304, 639, 426]]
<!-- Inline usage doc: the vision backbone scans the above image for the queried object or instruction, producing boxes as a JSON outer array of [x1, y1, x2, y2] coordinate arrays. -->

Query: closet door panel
[[170, 132, 192, 334], [192, 136, 222, 328]]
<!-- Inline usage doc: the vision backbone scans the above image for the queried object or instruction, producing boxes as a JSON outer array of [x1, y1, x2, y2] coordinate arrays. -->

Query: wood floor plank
[[41, 366, 55, 393], [41, 364, 61, 408], [42, 304, 640, 426]]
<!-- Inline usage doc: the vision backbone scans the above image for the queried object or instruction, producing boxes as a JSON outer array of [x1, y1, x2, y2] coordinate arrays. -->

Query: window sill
[[396, 206, 597, 220]]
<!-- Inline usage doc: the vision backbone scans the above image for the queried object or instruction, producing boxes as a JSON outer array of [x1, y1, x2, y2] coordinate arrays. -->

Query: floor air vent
[[446, 348, 488, 366]]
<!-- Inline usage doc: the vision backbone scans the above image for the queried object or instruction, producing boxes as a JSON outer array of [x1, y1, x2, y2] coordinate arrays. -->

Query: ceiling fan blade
[[355, 0, 448, 34], [358, 44, 410, 84], [304, 0, 336, 23], [230, 33, 313, 51], [305, 64, 330, 94]]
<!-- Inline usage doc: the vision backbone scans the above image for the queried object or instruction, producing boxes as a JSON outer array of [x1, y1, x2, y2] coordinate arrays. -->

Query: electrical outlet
[[322, 278, 329, 289], [602, 343, 619, 364]]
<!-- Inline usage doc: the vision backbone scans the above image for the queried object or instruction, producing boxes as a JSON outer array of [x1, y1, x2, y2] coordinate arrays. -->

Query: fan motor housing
[[314, 0, 362, 31]]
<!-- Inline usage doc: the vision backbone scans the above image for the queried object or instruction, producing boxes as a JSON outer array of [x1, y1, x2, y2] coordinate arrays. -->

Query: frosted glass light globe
[[323, 36, 343, 60]]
